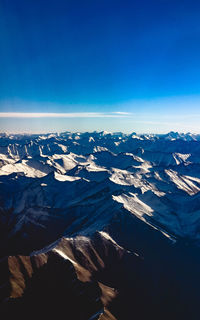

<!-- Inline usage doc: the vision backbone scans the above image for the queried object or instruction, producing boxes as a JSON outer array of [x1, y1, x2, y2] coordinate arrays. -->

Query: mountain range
[[1, 131, 200, 319]]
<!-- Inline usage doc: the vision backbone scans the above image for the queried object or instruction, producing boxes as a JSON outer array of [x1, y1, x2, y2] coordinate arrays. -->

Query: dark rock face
[[1, 251, 104, 320], [1, 229, 200, 320]]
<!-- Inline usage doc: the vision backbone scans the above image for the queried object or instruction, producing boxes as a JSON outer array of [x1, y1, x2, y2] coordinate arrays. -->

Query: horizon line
[[0, 130, 198, 135]]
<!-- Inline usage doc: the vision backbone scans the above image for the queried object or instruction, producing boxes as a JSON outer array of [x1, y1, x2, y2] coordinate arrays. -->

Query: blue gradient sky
[[1, 0, 200, 133]]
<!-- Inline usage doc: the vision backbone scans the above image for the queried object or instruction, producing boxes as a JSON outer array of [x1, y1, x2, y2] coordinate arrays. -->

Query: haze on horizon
[[1, 0, 200, 133]]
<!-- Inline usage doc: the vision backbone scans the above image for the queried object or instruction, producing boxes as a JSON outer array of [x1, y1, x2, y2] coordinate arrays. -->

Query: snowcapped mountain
[[1, 131, 200, 319]]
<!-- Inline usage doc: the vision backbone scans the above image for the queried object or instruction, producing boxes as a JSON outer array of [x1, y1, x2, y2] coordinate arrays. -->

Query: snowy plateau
[[1, 131, 200, 319]]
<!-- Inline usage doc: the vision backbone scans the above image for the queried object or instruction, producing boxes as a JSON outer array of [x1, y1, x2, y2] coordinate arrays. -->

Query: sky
[[0, 0, 200, 133]]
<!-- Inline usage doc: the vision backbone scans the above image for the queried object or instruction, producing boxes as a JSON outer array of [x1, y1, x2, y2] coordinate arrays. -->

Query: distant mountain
[[1, 131, 200, 319]]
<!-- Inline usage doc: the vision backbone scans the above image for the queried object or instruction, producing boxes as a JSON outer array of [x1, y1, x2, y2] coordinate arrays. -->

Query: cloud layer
[[0, 112, 130, 118]]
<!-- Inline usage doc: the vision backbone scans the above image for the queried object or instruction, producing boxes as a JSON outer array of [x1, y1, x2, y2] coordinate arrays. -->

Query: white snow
[[53, 248, 77, 265], [1, 131, 200, 243]]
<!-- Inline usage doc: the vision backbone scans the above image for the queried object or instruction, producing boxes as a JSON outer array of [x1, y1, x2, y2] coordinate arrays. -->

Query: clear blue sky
[[0, 0, 200, 133]]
